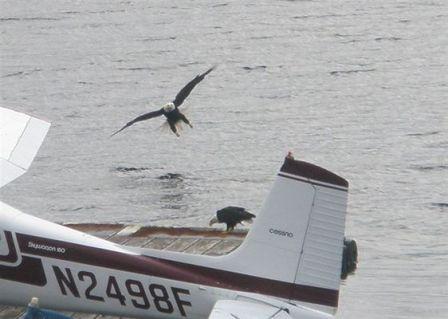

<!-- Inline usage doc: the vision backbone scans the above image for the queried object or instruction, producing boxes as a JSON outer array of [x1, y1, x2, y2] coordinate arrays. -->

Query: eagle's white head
[[163, 102, 175, 113], [209, 216, 219, 226]]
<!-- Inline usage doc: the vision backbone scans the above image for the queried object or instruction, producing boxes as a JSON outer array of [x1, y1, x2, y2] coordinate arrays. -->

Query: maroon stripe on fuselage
[[0, 256, 47, 286], [280, 158, 348, 188], [16, 233, 338, 307]]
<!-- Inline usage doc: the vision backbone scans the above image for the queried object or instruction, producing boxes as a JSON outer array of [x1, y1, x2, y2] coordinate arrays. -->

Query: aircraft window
[[0, 231, 9, 256]]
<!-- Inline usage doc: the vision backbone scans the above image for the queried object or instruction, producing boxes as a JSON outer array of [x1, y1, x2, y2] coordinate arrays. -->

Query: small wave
[[179, 62, 201, 68], [118, 67, 153, 71], [405, 251, 448, 258], [24, 17, 60, 21], [334, 33, 359, 38], [161, 204, 187, 210], [59, 205, 96, 212], [156, 50, 176, 54], [330, 69, 376, 76], [115, 166, 150, 173], [62, 11, 82, 15], [374, 37, 402, 42], [293, 13, 351, 20], [0, 17, 20, 22], [411, 165, 448, 171], [406, 131, 440, 137], [259, 94, 291, 100], [2, 68, 41, 78], [249, 35, 275, 40], [431, 202, 448, 209], [158, 173, 184, 180], [242, 65, 267, 71], [2, 71, 24, 78], [342, 39, 363, 44], [66, 112, 82, 119], [140, 36, 176, 42], [212, 3, 229, 8], [425, 141, 448, 149], [2, 17, 61, 22], [87, 10, 126, 14]]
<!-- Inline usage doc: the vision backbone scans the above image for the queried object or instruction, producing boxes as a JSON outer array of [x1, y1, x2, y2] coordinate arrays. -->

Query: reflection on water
[[158, 173, 184, 180], [114, 166, 150, 173], [157, 173, 188, 210]]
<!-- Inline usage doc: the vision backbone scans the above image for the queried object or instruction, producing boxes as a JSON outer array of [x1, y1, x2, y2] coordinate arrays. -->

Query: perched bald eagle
[[209, 206, 256, 232], [111, 66, 215, 137]]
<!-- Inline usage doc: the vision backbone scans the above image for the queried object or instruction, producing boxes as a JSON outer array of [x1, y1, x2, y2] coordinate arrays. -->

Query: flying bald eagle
[[111, 66, 215, 137], [209, 206, 256, 232]]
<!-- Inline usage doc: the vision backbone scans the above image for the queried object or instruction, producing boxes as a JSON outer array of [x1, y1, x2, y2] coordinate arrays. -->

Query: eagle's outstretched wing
[[172, 66, 216, 107], [111, 108, 164, 137]]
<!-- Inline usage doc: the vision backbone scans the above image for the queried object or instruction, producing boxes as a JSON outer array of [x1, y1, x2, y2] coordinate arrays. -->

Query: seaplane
[[1, 107, 351, 318]]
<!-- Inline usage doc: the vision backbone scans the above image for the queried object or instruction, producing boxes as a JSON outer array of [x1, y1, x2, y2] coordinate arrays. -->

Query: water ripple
[[158, 173, 184, 180], [410, 165, 448, 171], [114, 166, 150, 173], [374, 36, 403, 42], [242, 65, 267, 71], [330, 69, 376, 76], [407, 131, 440, 137], [59, 205, 96, 212], [431, 202, 448, 208]]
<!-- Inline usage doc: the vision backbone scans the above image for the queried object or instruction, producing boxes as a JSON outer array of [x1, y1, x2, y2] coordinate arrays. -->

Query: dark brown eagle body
[[210, 206, 256, 232]]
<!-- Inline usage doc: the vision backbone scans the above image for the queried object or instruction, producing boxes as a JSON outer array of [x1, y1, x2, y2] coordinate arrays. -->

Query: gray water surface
[[1, 1, 447, 318]]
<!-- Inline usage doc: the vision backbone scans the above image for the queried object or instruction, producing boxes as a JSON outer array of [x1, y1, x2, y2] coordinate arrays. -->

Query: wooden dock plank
[[164, 238, 199, 252], [0, 306, 25, 319], [204, 239, 242, 256], [144, 237, 176, 250], [106, 236, 131, 245], [123, 236, 153, 248], [183, 238, 222, 255]]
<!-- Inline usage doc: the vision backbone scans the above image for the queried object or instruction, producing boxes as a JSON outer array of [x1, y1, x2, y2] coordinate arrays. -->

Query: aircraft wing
[[0, 107, 50, 188], [208, 300, 292, 319]]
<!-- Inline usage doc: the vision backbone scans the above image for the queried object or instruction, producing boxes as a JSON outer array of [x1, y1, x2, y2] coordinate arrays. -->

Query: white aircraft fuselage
[[1, 107, 348, 319], [1, 199, 335, 319]]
